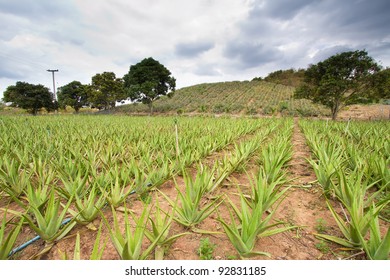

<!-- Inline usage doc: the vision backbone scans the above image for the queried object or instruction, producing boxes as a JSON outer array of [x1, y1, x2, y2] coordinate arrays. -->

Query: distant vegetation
[[114, 80, 329, 117], [252, 68, 305, 87]]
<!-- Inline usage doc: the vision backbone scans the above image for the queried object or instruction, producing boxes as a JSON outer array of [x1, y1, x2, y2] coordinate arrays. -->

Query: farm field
[[0, 115, 389, 260], [113, 80, 331, 117]]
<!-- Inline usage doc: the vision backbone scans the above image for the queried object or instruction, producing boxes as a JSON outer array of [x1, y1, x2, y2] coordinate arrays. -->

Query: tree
[[57, 81, 89, 113], [369, 68, 390, 101], [262, 68, 305, 87], [123, 57, 176, 114], [3, 81, 54, 115], [89, 72, 125, 110], [294, 50, 381, 120]]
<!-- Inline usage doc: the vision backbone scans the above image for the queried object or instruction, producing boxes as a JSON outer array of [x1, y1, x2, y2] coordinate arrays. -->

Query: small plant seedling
[[315, 240, 330, 254], [315, 218, 328, 234], [197, 238, 216, 260]]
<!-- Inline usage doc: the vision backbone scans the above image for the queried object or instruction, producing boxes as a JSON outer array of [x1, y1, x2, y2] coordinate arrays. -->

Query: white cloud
[[1, 0, 389, 99]]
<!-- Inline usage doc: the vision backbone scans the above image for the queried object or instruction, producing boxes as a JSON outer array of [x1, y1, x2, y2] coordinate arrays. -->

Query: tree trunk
[[148, 102, 154, 115], [331, 101, 340, 120]]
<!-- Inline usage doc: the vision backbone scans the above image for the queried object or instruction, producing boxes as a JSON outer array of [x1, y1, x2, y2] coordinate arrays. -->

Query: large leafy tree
[[89, 72, 125, 110], [57, 81, 89, 113], [294, 50, 381, 120], [3, 81, 54, 115], [123, 57, 176, 114]]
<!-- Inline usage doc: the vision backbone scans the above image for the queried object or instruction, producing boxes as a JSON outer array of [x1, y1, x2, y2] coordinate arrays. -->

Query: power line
[[0, 50, 48, 70]]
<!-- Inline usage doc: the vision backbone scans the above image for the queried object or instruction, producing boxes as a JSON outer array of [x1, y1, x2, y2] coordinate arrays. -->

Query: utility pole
[[47, 69, 59, 101]]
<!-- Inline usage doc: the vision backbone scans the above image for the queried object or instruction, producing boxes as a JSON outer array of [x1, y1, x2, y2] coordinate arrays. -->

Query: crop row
[[300, 119, 389, 260]]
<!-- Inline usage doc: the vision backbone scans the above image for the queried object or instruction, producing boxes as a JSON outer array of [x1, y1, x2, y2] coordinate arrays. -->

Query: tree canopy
[[253, 68, 306, 87], [123, 57, 176, 114], [89, 72, 125, 110], [57, 81, 89, 112], [369, 68, 390, 101], [294, 50, 381, 120], [3, 81, 55, 115]]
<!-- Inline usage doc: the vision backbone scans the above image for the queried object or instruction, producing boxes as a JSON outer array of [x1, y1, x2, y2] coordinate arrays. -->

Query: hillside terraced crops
[[0, 115, 388, 260], [115, 80, 330, 116]]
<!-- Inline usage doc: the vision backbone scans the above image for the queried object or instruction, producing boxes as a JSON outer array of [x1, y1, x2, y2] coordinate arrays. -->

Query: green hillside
[[115, 80, 329, 116]]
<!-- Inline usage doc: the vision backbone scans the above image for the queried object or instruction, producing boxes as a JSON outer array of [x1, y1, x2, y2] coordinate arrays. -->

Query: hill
[[114, 80, 329, 117], [253, 68, 306, 87]]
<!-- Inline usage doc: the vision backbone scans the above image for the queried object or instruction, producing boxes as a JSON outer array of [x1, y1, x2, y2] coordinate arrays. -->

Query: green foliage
[[160, 170, 223, 229], [315, 240, 330, 254], [89, 72, 125, 110], [67, 182, 106, 225], [0, 158, 31, 198], [57, 81, 89, 112], [197, 238, 216, 260], [294, 50, 381, 119], [3, 81, 54, 115], [22, 190, 76, 243], [145, 196, 189, 259], [260, 68, 306, 87], [315, 218, 328, 234], [59, 223, 107, 260], [369, 68, 390, 101], [124, 57, 176, 114], [218, 193, 293, 258], [0, 212, 24, 260], [101, 204, 166, 260]]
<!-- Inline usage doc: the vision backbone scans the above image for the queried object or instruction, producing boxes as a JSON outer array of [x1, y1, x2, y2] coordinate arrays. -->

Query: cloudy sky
[[1, 0, 389, 98]]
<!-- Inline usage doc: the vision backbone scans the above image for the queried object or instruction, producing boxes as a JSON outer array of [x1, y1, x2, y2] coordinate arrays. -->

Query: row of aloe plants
[[300, 119, 390, 260], [217, 119, 294, 258]]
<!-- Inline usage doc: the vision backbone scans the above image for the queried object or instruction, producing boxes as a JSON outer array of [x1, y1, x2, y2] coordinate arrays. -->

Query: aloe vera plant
[[0, 159, 31, 198], [101, 204, 166, 260], [23, 181, 51, 213], [247, 168, 290, 212], [260, 137, 292, 184], [67, 182, 106, 225], [218, 192, 293, 258], [357, 205, 390, 260], [103, 176, 134, 208], [160, 171, 223, 229], [59, 222, 108, 260], [0, 211, 24, 259], [57, 171, 89, 199], [145, 196, 189, 259], [316, 171, 389, 250], [22, 190, 76, 243]]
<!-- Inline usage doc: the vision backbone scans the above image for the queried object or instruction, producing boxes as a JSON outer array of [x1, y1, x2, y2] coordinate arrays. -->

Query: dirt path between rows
[[266, 118, 346, 259]]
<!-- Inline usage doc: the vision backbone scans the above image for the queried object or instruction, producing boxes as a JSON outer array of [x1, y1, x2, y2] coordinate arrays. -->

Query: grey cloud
[[254, 0, 317, 20], [0, 0, 75, 21], [224, 41, 280, 69], [311, 45, 354, 63], [175, 41, 215, 57], [0, 67, 24, 80], [193, 63, 220, 76], [305, 0, 390, 41], [0, 0, 84, 46]]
